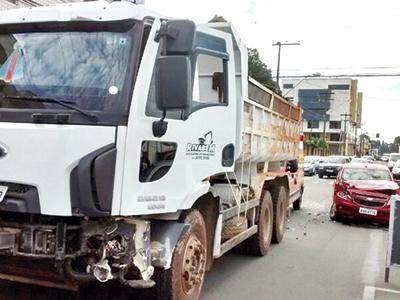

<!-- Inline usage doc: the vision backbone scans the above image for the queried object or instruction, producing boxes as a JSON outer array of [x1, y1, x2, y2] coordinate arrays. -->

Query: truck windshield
[[0, 20, 139, 124]]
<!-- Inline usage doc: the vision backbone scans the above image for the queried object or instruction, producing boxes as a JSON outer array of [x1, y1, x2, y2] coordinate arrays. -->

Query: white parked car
[[392, 160, 400, 180], [351, 157, 370, 164], [388, 153, 400, 171]]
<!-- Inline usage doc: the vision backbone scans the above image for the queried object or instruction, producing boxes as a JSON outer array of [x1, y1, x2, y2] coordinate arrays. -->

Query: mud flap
[[150, 220, 189, 269]]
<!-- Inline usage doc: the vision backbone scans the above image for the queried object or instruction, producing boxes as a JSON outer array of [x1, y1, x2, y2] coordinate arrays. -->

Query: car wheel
[[329, 203, 342, 222], [318, 173, 323, 178]]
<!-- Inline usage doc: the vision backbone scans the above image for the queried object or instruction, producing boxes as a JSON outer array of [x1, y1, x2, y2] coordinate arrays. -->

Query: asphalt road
[[202, 175, 400, 300], [1, 175, 400, 300]]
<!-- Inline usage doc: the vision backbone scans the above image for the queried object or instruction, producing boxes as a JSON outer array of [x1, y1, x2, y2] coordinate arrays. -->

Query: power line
[[272, 41, 300, 87], [280, 73, 400, 78]]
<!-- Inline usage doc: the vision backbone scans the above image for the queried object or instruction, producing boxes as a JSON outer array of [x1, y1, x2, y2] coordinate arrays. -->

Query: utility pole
[[340, 113, 352, 155], [272, 41, 300, 88]]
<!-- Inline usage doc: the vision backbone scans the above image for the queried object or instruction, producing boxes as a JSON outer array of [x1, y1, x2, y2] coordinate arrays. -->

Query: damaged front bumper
[[0, 217, 157, 289]]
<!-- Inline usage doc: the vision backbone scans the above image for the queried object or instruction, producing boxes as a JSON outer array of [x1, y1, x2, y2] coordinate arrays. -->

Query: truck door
[[119, 22, 238, 216]]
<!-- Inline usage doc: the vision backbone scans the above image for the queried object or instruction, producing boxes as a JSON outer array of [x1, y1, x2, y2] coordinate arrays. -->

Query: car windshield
[[390, 154, 400, 161], [351, 158, 367, 163], [304, 157, 313, 163], [0, 20, 137, 115], [325, 157, 347, 164], [342, 168, 391, 181]]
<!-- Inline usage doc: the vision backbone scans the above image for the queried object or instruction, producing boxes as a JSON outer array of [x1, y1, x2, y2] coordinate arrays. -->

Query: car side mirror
[[286, 160, 298, 173]]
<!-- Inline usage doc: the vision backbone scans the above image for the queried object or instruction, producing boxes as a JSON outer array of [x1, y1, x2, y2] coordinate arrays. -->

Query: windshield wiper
[[3, 95, 99, 122]]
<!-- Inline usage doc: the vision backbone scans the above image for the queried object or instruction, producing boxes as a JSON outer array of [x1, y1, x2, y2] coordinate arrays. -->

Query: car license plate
[[359, 207, 377, 216], [0, 185, 8, 203], [326, 169, 334, 173]]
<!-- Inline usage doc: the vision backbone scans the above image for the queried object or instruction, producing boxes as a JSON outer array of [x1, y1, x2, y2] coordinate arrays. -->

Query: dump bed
[[207, 22, 301, 164], [239, 77, 301, 164]]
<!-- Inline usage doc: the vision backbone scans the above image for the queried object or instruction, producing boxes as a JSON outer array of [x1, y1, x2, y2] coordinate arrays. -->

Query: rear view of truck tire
[[241, 191, 274, 256], [0, 2, 302, 299]]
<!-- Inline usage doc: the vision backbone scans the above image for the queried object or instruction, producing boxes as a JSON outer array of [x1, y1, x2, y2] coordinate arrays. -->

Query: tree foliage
[[304, 138, 327, 149], [247, 48, 279, 93], [390, 136, 400, 152], [208, 15, 228, 23]]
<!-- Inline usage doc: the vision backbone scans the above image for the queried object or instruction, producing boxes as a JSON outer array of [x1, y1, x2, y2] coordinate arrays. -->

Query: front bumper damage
[[0, 216, 157, 290]]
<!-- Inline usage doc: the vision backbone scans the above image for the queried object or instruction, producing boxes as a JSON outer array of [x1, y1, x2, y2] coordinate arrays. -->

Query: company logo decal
[[186, 131, 216, 160]]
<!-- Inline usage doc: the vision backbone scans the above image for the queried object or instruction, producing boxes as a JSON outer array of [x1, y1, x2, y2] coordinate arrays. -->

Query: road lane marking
[[362, 286, 400, 300], [362, 286, 376, 300], [361, 230, 383, 285]]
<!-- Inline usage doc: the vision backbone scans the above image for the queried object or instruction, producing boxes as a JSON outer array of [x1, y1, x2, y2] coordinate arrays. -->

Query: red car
[[330, 163, 399, 224]]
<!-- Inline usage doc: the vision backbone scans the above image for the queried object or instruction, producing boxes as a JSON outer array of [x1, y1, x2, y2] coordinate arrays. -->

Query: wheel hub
[[181, 234, 206, 295]]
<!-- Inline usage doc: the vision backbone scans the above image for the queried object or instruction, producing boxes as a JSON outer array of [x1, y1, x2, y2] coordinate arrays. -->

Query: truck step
[[222, 198, 259, 221], [216, 225, 258, 258]]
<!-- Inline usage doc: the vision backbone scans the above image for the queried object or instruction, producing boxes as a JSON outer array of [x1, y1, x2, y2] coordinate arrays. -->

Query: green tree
[[390, 136, 400, 152], [247, 48, 279, 93], [208, 15, 228, 23], [304, 138, 327, 154]]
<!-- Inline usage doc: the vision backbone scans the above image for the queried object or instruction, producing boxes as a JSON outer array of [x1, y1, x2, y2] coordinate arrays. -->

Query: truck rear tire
[[242, 191, 273, 256], [271, 186, 288, 243], [153, 209, 207, 300], [318, 173, 323, 178], [293, 195, 302, 211]]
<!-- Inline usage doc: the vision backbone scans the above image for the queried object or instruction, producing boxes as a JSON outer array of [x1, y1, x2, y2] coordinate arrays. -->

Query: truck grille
[[0, 182, 35, 195]]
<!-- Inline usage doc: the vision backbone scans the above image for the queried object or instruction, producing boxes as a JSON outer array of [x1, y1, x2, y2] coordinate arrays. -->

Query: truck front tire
[[242, 191, 273, 256], [153, 209, 207, 300]]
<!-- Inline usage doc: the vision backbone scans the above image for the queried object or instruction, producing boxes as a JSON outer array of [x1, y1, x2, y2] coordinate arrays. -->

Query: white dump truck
[[0, 1, 303, 298]]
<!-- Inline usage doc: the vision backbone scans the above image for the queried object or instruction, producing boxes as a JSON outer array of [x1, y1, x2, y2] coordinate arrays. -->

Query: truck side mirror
[[152, 56, 192, 138], [160, 20, 196, 55], [286, 160, 298, 173], [155, 56, 191, 111]]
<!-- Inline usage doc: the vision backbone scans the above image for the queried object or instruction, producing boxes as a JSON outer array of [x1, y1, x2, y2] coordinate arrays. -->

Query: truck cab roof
[[0, 0, 159, 24]]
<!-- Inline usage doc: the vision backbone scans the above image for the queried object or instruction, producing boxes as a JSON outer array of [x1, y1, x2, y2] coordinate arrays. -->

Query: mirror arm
[[152, 110, 168, 138]]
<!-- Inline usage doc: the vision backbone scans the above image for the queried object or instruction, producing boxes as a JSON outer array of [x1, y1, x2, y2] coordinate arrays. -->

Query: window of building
[[283, 83, 294, 89], [329, 121, 341, 129], [307, 120, 319, 129], [328, 84, 350, 90], [330, 133, 341, 141]]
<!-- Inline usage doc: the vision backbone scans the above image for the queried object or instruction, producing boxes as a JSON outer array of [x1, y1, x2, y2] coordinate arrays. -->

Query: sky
[[146, 0, 400, 143]]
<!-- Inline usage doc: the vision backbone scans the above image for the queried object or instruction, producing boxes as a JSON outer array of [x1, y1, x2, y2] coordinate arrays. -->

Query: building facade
[[282, 78, 363, 156]]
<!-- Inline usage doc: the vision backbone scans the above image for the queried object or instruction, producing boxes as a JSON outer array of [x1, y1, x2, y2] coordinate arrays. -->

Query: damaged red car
[[330, 163, 399, 224]]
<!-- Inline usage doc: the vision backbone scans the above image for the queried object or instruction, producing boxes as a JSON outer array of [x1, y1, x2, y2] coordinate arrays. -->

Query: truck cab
[[0, 1, 302, 298]]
